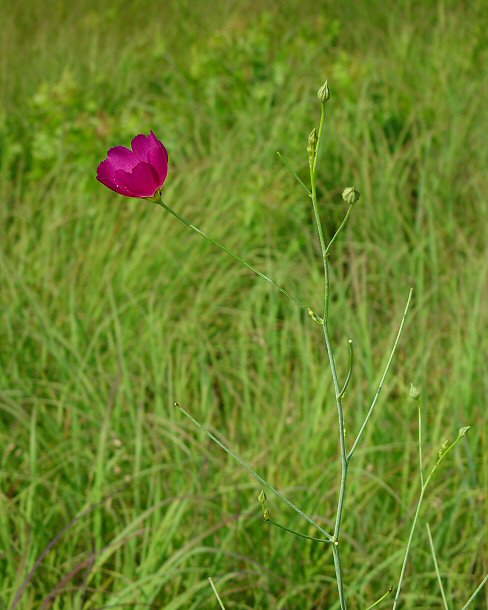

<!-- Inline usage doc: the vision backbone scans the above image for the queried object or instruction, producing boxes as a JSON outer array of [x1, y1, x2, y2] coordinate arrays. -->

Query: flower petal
[[131, 133, 154, 161], [149, 130, 162, 147], [147, 145, 168, 184], [107, 146, 139, 172], [114, 162, 160, 198], [97, 159, 138, 197]]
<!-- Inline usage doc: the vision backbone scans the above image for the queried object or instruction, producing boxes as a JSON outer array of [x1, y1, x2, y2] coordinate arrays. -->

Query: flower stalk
[[154, 198, 318, 321]]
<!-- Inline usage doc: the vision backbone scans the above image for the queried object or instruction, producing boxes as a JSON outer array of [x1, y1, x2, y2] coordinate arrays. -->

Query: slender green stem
[[309, 101, 348, 610], [459, 574, 488, 610], [324, 255, 331, 324], [310, 162, 328, 266], [347, 288, 413, 463], [364, 587, 393, 610], [323, 325, 348, 542], [208, 577, 226, 610], [268, 518, 331, 543], [323, 274, 348, 610], [426, 523, 449, 610], [313, 104, 326, 176], [392, 487, 425, 610], [392, 431, 469, 609], [309, 105, 328, 274], [332, 544, 348, 610], [175, 402, 333, 541], [308, 104, 332, 325], [155, 198, 319, 321], [324, 205, 353, 257], [418, 398, 424, 488], [277, 151, 312, 196], [339, 340, 354, 399]]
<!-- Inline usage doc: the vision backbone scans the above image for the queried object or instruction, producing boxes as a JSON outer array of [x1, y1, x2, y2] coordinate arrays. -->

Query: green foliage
[[0, 0, 487, 608]]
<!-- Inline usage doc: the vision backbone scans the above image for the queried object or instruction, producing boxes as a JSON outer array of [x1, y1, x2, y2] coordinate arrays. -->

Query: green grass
[[1, 0, 487, 608]]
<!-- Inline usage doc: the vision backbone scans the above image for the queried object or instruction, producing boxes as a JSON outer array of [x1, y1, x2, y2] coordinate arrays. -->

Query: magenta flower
[[97, 131, 168, 199]]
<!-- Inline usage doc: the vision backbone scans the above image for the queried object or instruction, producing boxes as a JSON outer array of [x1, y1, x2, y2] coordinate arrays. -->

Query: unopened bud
[[263, 508, 270, 521], [342, 186, 360, 205], [307, 308, 322, 325], [458, 426, 470, 438], [258, 489, 267, 505], [438, 440, 449, 459], [317, 80, 330, 104], [409, 383, 420, 400], [307, 128, 318, 166]]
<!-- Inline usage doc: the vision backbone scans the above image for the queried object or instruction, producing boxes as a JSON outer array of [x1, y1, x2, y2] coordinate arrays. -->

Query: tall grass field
[[0, 0, 487, 608]]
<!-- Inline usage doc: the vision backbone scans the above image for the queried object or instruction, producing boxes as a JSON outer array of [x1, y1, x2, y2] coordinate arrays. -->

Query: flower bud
[[307, 308, 322, 325], [342, 186, 360, 205], [263, 508, 270, 521], [438, 440, 449, 459], [458, 426, 470, 438], [258, 489, 267, 505], [317, 80, 330, 104], [409, 383, 420, 400], [307, 128, 318, 166]]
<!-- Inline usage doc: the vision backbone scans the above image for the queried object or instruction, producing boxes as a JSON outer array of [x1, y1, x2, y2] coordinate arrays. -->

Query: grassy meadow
[[1, 0, 487, 607]]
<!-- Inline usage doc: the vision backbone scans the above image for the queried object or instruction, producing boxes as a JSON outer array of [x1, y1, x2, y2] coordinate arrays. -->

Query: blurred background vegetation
[[0, 0, 487, 608]]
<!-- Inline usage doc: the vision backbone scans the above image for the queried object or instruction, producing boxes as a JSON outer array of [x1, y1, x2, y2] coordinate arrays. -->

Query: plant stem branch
[[208, 577, 226, 610], [324, 205, 353, 257], [392, 431, 469, 609], [347, 288, 413, 463], [277, 151, 312, 196], [176, 402, 333, 541], [268, 519, 331, 543], [339, 340, 354, 399], [364, 587, 393, 610], [426, 523, 449, 610], [418, 397, 424, 486], [155, 198, 319, 321], [459, 574, 488, 610]]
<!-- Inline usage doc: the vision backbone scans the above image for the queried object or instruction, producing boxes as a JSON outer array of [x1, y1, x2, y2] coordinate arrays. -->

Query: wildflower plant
[[97, 82, 486, 609]]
